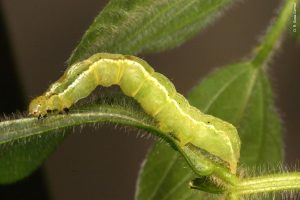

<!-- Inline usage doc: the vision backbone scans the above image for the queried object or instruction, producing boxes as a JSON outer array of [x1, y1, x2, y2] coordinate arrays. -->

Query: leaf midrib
[[202, 65, 251, 113], [147, 153, 179, 200]]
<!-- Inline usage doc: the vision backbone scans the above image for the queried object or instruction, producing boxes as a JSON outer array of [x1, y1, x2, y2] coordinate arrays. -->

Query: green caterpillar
[[29, 53, 240, 175]]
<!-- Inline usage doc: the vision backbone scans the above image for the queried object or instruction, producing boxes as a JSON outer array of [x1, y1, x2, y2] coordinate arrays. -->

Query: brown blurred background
[[0, 0, 299, 199]]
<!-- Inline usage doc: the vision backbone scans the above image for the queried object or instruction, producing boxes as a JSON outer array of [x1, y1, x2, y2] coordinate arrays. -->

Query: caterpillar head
[[28, 96, 48, 117]]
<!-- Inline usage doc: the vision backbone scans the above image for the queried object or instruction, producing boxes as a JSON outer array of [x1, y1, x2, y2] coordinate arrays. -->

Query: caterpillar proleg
[[29, 53, 240, 174]]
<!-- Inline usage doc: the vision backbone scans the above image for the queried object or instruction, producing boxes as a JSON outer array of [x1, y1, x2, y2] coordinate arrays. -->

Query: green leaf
[[136, 142, 204, 200], [68, 0, 234, 65], [188, 63, 283, 166], [0, 130, 65, 184]]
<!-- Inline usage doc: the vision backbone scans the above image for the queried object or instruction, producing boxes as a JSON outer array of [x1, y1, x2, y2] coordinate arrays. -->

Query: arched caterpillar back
[[29, 53, 240, 175]]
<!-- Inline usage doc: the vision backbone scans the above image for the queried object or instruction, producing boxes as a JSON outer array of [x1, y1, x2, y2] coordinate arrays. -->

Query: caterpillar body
[[29, 53, 240, 174]]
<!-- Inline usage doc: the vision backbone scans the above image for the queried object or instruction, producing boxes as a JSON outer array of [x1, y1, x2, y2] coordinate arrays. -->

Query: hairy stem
[[233, 172, 300, 195], [251, 0, 295, 67]]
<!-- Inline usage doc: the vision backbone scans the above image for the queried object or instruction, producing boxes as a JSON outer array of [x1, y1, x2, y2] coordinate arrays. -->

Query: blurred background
[[0, 0, 299, 199]]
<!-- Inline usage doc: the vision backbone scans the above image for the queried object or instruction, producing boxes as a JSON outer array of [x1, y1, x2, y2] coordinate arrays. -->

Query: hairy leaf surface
[[68, 0, 234, 65]]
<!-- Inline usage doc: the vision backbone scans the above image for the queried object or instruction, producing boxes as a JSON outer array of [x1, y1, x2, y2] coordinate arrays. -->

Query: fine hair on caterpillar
[[28, 53, 241, 178]]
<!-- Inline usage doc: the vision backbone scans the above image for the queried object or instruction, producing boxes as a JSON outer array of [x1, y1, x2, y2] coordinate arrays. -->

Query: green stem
[[233, 172, 300, 195], [251, 0, 295, 67]]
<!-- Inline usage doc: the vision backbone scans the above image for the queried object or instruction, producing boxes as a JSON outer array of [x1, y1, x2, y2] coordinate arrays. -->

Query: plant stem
[[251, 0, 295, 67], [233, 172, 300, 195]]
